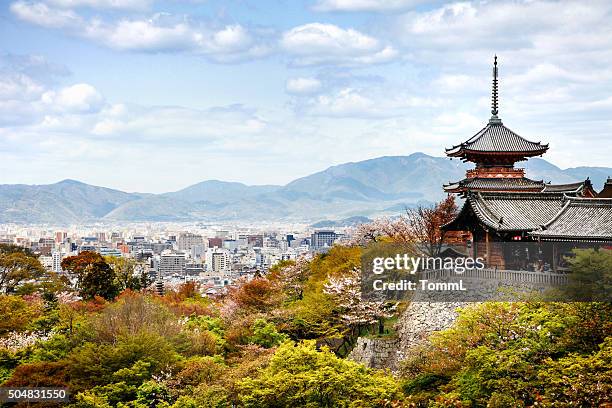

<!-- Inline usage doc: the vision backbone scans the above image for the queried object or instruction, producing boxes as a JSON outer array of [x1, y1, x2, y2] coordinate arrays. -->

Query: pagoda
[[444, 56, 551, 196], [440, 57, 610, 269]]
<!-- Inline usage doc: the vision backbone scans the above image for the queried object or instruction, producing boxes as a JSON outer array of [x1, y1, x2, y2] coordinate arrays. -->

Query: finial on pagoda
[[489, 55, 502, 124]]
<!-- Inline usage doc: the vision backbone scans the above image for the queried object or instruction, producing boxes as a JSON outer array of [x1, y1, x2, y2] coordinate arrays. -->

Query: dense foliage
[[0, 242, 610, 407]]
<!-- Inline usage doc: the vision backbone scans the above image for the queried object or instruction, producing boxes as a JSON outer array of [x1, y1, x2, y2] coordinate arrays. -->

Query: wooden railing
[[420, 268, 568, 286]]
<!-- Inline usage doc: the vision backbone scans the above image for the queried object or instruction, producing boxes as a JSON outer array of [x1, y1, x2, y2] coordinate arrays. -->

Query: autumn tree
[[0, 244, 45, 294], [349, 195, 458, 256], [61, 251, 119, 300], [227, 277, 282, 314], [405, 194, 458, 256]]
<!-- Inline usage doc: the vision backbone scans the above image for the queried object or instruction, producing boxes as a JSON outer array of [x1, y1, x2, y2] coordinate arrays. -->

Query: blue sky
[[1, 0, 611, 193]]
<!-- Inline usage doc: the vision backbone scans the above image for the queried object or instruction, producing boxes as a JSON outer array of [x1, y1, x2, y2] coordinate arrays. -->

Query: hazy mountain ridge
[[1, 154, 609, 224]]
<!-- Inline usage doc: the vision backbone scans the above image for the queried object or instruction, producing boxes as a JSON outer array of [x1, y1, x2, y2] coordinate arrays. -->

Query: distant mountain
[[283, 153, 465, 202], [311, 216, 373, 228], [0, 179, 145, 224], [1, 154, 610, 224], [164, 180, 280, 204]]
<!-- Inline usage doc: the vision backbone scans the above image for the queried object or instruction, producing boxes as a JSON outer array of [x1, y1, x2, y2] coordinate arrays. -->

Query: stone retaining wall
[[347, 336, 399, 370]]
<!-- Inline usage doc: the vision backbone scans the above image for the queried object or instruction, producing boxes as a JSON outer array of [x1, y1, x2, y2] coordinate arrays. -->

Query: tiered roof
[[441, 57, 610, 242], [444, 192, 612, 242], [445, 56, 548, 163], [444, 192, 567, 232], [445, 122, 548, 160], [444, 177, 545, 193], [529, 197, 612, 241]]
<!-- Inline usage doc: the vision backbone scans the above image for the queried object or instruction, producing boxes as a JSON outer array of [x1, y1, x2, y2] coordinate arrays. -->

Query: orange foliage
[[228, 278, 281, 313], [4, 361, 69, 388]]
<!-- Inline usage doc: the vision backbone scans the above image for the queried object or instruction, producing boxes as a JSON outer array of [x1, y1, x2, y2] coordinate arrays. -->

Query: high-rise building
[[178, 233, 204, 252], [159, 252, 186, 276], [311, 230, 338, 250], [211, 252, 230, 273], [51, 251, 62, 273]]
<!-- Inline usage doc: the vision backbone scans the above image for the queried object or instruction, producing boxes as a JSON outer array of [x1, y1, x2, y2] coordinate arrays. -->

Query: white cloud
[[314, 0, 425, 12], [302, 87, 442, 117], [281, 23, 398, 66], [393, 0, 611, 57], [47, 0, 151, 10], [10, 2, 272, 61], [0, 73, 45, 100], [10, 1, 81, 28], [286, 77, 322, 95], [41, 83, 104, 113]]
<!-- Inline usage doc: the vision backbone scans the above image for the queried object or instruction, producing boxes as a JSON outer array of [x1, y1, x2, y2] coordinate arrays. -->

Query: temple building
[[442, 57, 612, 270]]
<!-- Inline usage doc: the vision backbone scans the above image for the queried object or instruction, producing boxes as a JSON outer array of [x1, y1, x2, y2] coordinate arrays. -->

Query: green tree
[[564, 248, 612, 301], [0, 295, 43, 334], [248, 319, 288, 348], [238, 340, 401, 407], [62, 252, 119, 300], [106, 257, 151, 292], [0, 244, 45, 294]]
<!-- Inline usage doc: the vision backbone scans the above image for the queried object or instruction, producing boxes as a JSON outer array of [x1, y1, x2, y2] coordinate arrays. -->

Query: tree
[[105, 256, 151, 292], [247, 319, 288, 348], [269, 256, 311, 301], [404, 194, 458, 256], [398, 301, 612, 407], [0, 244, 45, 294], [61, 252, 119, 300], [238, 340, 402, 407], [563, 248, 612, 302], [348, 195, 458, 255], [226, 277, 282, 314], [324, 267, 396, 336], [0, 295, 43, 334]]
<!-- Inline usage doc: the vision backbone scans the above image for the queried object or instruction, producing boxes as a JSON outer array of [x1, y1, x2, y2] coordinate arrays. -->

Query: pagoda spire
[[489, 55, 502, 124]]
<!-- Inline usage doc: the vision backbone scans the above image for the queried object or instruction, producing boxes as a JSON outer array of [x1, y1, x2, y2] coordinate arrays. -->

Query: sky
[[1, 0, 611, 193]]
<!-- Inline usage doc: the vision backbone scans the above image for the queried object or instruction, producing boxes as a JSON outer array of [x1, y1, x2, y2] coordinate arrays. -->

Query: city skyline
[[2, 0, 612, 193]]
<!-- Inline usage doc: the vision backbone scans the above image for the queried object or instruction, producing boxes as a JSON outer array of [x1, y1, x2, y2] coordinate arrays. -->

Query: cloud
[[300, 87, 443, 117], [10, 3, 398, 66], [41, 83, 104, 113], [313, 0, 426, 12], [0, 53, 70, 82], [281, 23, 397, 66], [90, 104, 267, 142], [286, 77, 322, 95], [392, 0, 611, 58], [10, 2, 273, 61], [10, 1, 82, 28], [46, 0, 151, 10]]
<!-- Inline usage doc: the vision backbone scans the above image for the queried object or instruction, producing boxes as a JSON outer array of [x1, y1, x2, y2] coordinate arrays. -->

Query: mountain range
[[1, 153, 610, 224]]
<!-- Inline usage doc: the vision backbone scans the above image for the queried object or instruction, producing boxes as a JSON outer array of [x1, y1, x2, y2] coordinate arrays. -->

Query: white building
[[205, 249, 231, 273], [159, 252, 186, 276], [178, 233, 204, 252]]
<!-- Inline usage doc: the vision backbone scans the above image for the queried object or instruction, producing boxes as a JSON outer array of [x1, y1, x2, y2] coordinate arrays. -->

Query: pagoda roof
[[529, 197, 612, 241], [445, 121, 549, 158], [443, 191, 567, 232], [443, 177, 545, 193], [444, 177, 594, 197], [446, 56, 548, 160], [542, 181, 588, 193]]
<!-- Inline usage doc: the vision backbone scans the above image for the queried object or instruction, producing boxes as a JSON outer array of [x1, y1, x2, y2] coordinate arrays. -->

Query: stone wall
[[349, 272, 565, 370], [347, 337, 399, 370], [346, 302, 463, 371]]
